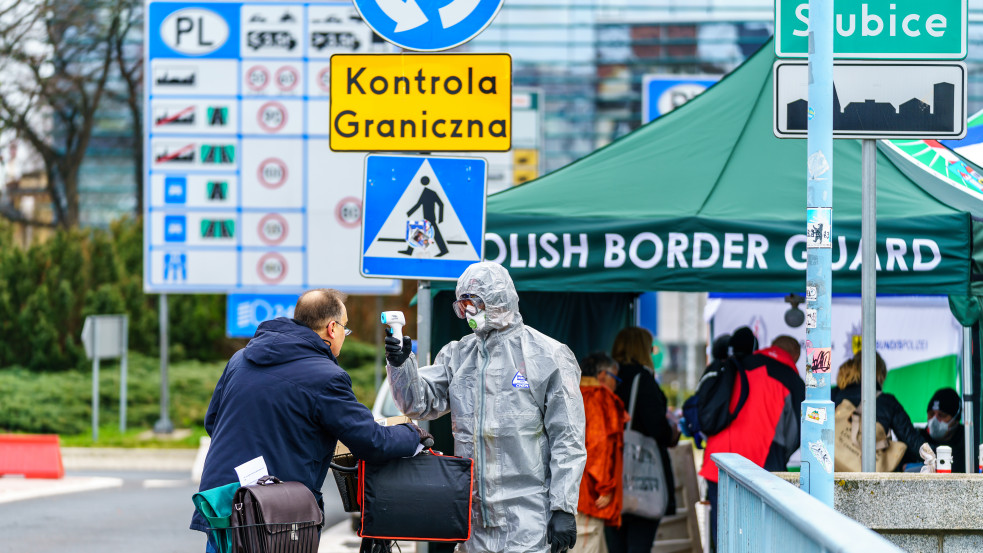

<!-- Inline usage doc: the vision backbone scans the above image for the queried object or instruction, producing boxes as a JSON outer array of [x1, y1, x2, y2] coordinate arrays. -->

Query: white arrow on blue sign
[[352, 0, 504, 52], [361, 154, 487, 280]]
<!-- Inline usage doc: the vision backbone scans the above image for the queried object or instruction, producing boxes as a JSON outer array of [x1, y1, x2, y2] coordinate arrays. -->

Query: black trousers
[[603, 513, 661, 553]]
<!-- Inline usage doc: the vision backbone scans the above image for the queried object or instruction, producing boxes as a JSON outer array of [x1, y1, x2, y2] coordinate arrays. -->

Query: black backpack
[[695, 356, 750, 436]]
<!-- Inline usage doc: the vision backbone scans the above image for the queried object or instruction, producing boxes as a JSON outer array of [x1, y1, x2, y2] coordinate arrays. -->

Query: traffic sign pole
[[155, 294, 174, 434], [800, 0, 835, 507], [861, 140, 877, 472]]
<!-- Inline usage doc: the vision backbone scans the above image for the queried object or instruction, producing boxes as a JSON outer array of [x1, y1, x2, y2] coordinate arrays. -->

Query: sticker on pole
[[361, 154, 487, 280]]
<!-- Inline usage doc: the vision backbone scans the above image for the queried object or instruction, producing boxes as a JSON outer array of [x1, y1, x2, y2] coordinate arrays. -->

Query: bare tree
[[0, 0, 121, 228], [109, 0, 143, 217]]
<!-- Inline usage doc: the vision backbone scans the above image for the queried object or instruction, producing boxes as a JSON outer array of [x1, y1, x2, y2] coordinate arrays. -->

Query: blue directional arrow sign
[[352, 0, 504, 52], [361, 154, 487, 280]]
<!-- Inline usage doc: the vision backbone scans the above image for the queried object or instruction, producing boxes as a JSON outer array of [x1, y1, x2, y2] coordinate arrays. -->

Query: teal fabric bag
[[193, 482, 240, 553]]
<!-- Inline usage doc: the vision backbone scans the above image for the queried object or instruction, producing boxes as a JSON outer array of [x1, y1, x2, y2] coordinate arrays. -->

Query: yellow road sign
[[513, 148, 538, 167], [330, 53, 512, 152]]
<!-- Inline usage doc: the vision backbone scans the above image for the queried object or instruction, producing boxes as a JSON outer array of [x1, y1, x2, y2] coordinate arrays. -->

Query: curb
[[62, 447, 198, 472]]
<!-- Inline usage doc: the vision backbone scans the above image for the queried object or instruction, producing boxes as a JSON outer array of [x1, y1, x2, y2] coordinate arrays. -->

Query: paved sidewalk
[[62, 447, 198, 472], [318, 520, 418, 553], [0, 475, 123, 504], [0, 447, 198, 505]]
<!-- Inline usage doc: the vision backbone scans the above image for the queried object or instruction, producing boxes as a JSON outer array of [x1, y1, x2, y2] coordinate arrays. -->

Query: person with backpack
[[681, 334, 731, 449], [698, 328, 804, 551], [832, 352, 925, 472]]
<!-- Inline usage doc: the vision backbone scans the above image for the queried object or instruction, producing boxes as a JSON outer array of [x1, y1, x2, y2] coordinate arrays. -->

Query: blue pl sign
[[352, 0, 504, 52], [642, 75, 720, 123], [227, 293, 300, 338], [361, 154, 486, 280]]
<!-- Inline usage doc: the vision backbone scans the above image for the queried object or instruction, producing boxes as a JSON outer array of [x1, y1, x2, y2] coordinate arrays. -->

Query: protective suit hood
[[455, 262, 520, 334]]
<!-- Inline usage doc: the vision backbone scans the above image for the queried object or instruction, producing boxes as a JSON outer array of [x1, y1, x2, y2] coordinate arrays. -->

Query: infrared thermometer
[[381, 311, 406, 342]]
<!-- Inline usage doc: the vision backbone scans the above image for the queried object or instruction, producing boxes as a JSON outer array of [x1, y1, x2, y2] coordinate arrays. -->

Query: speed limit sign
[[246, 65, 269, 91], [257, 253, 288, 284], [276, 66, 299, 92], [258, 213, 289, 245], [257, 158, 288, 189], [258, 101, 287, 132]]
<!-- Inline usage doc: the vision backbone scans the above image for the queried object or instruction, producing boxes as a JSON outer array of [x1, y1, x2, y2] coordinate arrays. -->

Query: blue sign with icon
[[164, 215, 187, 242], [361, 154, 486, 280], [352, 0, 504, 52], [226, 293, 300, 337], [642, 75, 719, 123]]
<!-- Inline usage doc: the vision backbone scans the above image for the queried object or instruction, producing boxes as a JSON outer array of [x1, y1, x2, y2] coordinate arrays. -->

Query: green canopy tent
[[482, 40, 980, 296], [434, 39, 981, 364], [425, 38, 983, 477]]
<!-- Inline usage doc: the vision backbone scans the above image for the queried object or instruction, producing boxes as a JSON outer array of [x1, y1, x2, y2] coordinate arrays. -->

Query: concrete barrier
[[776, 472, 983, 553]]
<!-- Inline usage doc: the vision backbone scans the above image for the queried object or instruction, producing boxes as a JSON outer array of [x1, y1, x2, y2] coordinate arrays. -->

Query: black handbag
[[230, 475, 323, 553], [357, 450, 473, 542]]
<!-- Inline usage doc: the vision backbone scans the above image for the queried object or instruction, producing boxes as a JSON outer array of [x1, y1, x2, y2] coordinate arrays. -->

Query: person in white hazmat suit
[[384, 261, 587, 553]]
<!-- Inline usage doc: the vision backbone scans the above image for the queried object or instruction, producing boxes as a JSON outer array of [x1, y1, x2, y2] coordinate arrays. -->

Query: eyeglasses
[[603, 370, 622, 384], [331, 320, 352, 336], [452, 294, 485, 319]]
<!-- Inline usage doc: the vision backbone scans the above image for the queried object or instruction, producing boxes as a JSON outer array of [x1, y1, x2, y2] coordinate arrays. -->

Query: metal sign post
[[799, 0, 835, 506], [861, 140, 877, 472], [81, 314, 129, 442], [155, 293, 174, 434]]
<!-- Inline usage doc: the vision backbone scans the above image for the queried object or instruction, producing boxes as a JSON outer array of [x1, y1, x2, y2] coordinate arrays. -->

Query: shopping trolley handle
[[329, 461, 358, 473]]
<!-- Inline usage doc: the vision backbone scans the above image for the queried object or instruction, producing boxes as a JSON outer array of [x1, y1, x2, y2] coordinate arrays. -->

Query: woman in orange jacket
[[577, 352, 630, 553]]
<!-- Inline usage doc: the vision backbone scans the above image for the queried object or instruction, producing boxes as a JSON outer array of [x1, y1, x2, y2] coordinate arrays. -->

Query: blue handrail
[[713, 453, 903, 553]]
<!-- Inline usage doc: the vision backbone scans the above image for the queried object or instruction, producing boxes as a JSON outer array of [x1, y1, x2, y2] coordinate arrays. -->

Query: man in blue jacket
[[191, 288, 427, 551]]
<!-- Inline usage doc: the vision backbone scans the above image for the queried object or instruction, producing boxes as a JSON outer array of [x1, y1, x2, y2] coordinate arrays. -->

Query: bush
[[0, 345, 382, 437], [0, 217, 232, 371]]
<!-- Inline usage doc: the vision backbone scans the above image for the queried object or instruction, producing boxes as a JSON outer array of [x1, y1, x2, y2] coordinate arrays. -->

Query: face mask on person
[[927, 416, 952, 441], [466, 310, 487, 332]]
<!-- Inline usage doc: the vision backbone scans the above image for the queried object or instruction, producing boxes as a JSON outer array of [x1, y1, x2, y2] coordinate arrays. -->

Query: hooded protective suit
[[387, 262, 587, 553]]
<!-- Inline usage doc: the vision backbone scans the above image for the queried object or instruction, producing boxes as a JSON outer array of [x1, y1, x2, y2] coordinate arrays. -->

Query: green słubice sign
[[776, 0, 967, 59]]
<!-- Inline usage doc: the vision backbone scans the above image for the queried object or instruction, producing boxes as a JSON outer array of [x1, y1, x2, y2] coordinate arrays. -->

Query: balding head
[[771, 335, 801, 363], [294, 289, 348, 332]]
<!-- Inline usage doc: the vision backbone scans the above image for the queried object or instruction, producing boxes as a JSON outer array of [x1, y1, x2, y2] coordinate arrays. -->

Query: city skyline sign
[[775, 0, 967, 59], [773, 61, 967, 139]]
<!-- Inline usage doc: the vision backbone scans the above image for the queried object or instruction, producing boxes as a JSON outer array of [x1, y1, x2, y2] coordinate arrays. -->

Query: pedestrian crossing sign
[[361, 154, 487, 280]]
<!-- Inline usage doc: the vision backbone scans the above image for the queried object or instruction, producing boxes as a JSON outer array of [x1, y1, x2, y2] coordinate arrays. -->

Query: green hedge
[[0, 217, 235, 371], [0, 349, 381, 436]]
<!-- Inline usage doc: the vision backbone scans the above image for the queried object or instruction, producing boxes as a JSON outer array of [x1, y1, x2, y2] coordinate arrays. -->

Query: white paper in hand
[[235, 455, 269, 486]]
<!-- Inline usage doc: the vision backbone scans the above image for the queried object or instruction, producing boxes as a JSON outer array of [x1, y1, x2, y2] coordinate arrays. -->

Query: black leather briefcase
[[357, 450, 473, 543], [230, 475, 323, 553]]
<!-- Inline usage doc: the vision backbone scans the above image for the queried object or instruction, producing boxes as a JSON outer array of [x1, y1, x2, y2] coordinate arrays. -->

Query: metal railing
[[713, 453, 903, 553]]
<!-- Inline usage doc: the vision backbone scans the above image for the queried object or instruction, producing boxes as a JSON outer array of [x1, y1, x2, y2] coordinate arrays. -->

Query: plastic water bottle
[[978, 444, 983, 473], [936, 445, 952, 474]]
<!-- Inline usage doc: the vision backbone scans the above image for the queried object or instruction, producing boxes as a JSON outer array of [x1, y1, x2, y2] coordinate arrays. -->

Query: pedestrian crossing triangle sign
[[362, 154, 487, 280]]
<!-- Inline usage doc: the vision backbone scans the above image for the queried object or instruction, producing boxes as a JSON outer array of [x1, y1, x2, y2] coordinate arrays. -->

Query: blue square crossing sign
[[361, 155, 487, 280]]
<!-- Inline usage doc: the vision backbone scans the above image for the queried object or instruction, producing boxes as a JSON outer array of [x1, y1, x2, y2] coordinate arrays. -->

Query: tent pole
[[963, 325, 975, 472], [861, 139, 877, 473]]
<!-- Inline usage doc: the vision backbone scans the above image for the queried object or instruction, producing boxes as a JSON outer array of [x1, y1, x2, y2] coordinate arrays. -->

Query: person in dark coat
[[901, 387, 967, 472], [605, 327, 678, 553], [191, 289, 427, 552], [832, 351, 926, 467]]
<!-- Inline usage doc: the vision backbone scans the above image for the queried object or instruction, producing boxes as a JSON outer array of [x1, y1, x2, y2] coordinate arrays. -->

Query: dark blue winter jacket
[[190, 317, 419, 532]]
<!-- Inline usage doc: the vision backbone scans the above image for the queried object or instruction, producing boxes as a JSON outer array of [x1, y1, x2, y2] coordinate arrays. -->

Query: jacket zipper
[[477, 336, 491, 524]]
